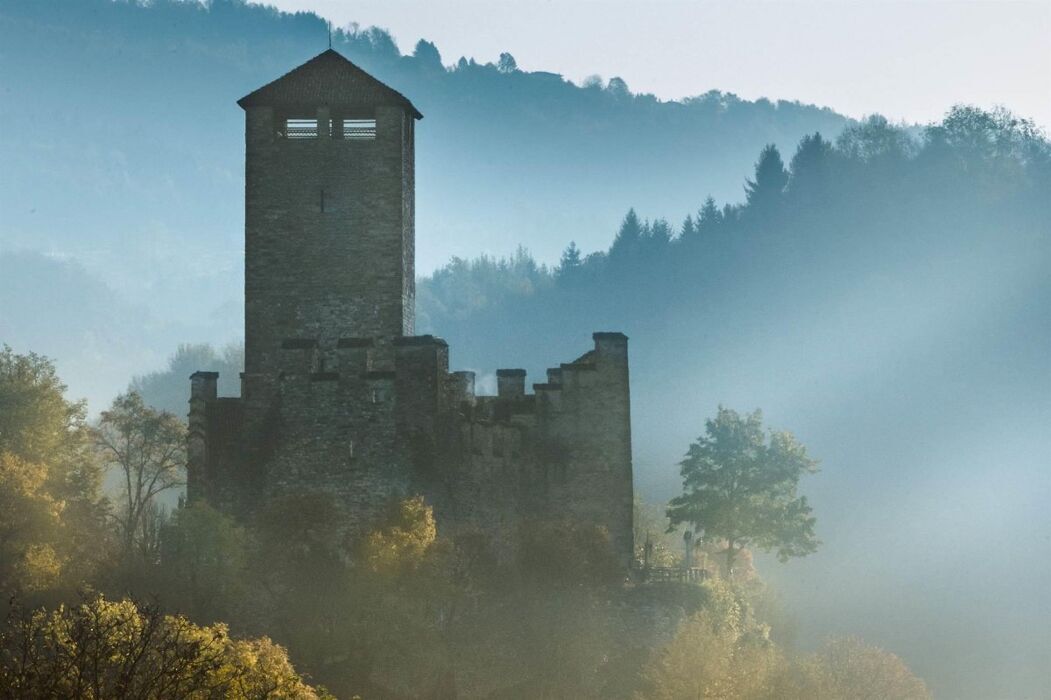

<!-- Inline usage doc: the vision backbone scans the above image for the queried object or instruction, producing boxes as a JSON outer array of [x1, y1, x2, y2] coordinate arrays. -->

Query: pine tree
[[788, 133, 834, 201], [744, 144, 789, 211], [698, 196, 722, 231], [557, 241, 583, 279], [609, 208, 643, 261], [648, 218, 673, 248], [679, 214, 697, 242]]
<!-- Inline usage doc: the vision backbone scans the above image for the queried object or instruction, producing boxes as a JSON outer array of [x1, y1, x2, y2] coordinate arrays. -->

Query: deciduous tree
[[637, 579, 782, 700], [0, 595, 326, 699], [773, 637, 931, 700], [0, 347, 106, 591], [0, 453, 64, 596], [157, 501, 249, 624], [667, 408, 819, 575], [95, 392, 185, 559]]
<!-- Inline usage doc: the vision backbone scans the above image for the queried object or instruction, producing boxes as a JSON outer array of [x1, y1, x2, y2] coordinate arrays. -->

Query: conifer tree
[[788, 132, 834, 199], [744, 145, 789, 211], [557, 241, 583, 278], [698, 196, 723, 230], [679, 214, 697, 242], [610, 208, 644, 260]]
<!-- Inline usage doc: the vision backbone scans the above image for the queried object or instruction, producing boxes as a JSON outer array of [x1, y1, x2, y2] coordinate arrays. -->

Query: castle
[[187, 50, 634, 565]]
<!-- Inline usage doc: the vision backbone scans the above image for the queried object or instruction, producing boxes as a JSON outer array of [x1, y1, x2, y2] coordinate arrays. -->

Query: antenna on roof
[[327, 22, 333, 50]]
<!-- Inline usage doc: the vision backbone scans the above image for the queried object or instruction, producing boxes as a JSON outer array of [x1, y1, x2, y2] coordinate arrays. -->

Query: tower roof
[[237, 49, 422, 119]]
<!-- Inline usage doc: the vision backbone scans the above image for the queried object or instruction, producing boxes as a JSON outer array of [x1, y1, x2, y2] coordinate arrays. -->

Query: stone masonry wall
[[191, 59, 632, 566], [243, 103, 413, 380], [190, 333, 635, 565]]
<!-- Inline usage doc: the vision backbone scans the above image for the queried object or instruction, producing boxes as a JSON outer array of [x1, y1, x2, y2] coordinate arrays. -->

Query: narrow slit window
[[343, 119, 376, 140], [285, 118, 318, 139]]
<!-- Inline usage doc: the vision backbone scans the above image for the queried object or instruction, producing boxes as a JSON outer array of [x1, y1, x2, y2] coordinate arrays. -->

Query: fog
[[1, 1, 1049, 697]]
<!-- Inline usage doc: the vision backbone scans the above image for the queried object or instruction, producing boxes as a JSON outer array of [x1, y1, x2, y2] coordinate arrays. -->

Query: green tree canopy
[[0, 453, 66, 596], [667, 408, 819, 574], [0, 346, 99, 497], [0, 347, 106, 596], [157, 501, 249, 624]]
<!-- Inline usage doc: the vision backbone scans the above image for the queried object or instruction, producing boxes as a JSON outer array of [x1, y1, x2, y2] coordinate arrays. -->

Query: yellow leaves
[[774, 637, 932, 700], [1, 595, 324, 699], [363, 495, 438, 575], [0, 451, 47, 492], [638, 593, 930, 700], [639, 606, 781, 700], [0, 451, 68, 594], [638, 579, 783, 700], [14, 544, 63, 592], [222, 635, 323, 699]]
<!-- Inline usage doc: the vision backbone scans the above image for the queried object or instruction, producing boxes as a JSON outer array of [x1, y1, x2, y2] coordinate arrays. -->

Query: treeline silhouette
[[122, 103, 1051, 699], [1, 0, 849, 378], [411, 110, 1051, 698], [418, 106, 1049, 377]]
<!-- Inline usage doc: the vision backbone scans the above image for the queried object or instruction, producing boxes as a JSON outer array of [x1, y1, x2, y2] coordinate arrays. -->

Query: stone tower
[[238, 49, 421, 379], [189, 50, 635, 566]]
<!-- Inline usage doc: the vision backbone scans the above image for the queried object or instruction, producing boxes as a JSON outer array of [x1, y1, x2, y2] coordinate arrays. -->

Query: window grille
[[343, 119, 377, 140], [285, 118, 318, 139]]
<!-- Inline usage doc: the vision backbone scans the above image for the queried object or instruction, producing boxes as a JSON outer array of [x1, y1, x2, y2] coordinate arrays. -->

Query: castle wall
[[191, 54, 632, 569], [265, 362, 410, 536], [536, 333, 634, 563], [190, 333, 634, 565], [422, 332, 634, 565]]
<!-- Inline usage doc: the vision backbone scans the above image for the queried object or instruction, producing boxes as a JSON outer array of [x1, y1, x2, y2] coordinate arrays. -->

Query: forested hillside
[[2, 2, 1050, 697], [117, 105, 1051, 697], [0, 0, 848, 407], [413, 110, 1051, 699]]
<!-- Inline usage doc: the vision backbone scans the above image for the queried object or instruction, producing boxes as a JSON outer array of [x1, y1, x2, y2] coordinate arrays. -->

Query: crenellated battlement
[[189, 51, 634, 566], [454, 331, 628, 412]]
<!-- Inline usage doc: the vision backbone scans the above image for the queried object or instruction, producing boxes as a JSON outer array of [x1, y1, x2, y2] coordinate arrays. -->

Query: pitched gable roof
[[238, 49, 422, 119]]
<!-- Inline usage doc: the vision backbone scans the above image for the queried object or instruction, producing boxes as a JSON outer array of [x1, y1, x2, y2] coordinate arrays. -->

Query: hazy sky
[[265, 0, 1051, 129]]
